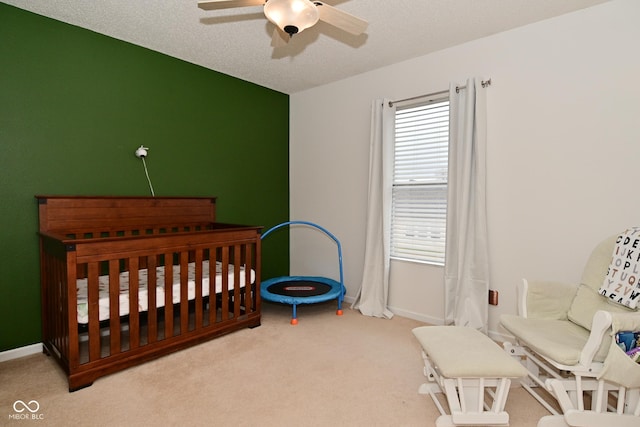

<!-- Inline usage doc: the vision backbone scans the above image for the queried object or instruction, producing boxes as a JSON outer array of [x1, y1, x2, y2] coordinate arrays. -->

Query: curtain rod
[[389, 78, 492, 107]]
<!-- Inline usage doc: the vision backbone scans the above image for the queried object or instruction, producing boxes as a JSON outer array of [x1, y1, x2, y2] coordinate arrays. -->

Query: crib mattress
[[76, 261, 254, 324]]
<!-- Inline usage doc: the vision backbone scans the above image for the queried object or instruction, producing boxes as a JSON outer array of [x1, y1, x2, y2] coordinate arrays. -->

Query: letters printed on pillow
[[600, 227, 640, 309]]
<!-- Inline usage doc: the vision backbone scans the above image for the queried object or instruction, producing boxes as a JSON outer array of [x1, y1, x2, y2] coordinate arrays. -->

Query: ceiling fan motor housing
[[264, 0, 319, 36]]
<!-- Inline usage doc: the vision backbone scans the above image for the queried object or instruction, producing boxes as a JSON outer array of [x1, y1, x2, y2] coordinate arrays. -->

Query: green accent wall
[[0, 4, 290, 351]]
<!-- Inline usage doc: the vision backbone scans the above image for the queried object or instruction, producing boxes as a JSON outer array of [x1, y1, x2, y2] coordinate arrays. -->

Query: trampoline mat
[[266, 280, 333, 297]]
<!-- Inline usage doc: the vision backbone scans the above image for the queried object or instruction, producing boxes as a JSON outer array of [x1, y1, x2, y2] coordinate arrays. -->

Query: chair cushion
[[567, 283, 634, 330], [526, 280, 576, 320], [500, 314, 609, 365], [580, 235, 618, 292], [568, 235, 636, 330]]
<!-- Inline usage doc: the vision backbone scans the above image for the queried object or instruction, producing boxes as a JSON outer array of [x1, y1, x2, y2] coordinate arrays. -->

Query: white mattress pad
[[76, 260, 254, 324]]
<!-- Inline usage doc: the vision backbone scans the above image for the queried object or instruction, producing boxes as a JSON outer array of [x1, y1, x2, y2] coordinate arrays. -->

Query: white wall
[[289, 0, 640, 336]]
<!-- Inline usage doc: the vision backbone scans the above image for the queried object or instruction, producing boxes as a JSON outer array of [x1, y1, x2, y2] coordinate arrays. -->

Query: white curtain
[[351, 99, 395, 319], [444, 78, 490, 333]]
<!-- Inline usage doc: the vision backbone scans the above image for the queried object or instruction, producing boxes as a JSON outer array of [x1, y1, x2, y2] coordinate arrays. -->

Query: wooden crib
[[36, 195, 262, 391]]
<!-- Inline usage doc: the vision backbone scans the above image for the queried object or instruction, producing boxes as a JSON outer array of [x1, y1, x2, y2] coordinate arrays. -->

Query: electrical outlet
[[488, 290, 499, 306]]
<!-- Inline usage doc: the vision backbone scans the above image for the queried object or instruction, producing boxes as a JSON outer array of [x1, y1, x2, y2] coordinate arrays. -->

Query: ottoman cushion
[[412, 326, 527, 378]]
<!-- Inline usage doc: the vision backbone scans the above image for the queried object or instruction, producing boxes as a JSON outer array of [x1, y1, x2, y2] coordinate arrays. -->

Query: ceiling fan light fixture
[[264, 0, 319, 36]]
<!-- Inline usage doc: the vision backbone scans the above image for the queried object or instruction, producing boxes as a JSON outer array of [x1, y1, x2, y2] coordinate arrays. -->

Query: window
[[391, 97, 450, 265]]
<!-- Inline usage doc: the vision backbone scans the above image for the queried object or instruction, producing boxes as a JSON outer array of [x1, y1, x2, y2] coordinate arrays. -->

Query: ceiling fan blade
[[314, 1, 368, 35], [271, 26, 289, 48], [198, 0, 265, 11]]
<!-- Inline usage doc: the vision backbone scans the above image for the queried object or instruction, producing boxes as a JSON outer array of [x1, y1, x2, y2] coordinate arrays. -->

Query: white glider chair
[[499, 233, 640, 426]]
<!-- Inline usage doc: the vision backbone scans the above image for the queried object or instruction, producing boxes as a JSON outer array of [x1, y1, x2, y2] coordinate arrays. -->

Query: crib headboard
[[35, 195, 217, 234]]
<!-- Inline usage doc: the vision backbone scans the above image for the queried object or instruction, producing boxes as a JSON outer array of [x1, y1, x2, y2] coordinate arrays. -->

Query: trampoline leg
[[336, 299, 343, 316], [291, 304, 298, 325]]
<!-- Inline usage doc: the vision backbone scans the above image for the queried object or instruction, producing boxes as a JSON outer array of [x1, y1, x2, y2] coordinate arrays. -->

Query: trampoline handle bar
[[261, 221, 344, 301]]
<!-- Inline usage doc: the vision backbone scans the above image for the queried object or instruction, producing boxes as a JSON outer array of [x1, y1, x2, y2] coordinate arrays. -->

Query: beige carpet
[[0, 302, 549, 426]]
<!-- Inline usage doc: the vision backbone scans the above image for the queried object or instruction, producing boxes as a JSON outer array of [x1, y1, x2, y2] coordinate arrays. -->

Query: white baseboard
[[342, 295, 356, 305], [388, 305, 445, 326], [0, 343, 42, 363], [343, 295, 446, 326], [345, 295, 515, 342]]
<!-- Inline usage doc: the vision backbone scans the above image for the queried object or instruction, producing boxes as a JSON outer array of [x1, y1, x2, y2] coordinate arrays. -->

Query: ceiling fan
[[197, 0, 368, 47]]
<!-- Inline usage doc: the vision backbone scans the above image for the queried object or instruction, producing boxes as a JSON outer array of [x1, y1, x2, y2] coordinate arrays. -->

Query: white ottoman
[[413, 326, 527, 426]]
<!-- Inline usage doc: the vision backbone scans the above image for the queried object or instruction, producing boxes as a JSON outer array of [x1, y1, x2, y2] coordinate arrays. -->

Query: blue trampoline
[[261, 221, 345, 325]]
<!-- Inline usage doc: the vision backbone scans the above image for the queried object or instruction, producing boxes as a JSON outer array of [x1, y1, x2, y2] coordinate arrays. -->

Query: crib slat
[[44, 249, 70, 362], [129, 257, 140, 350], [221, 247, 230, 320], [178, 252, 186, 331], [55, 258, 67, 357], [88, 262, 101, 362], [43, 253, 53, 350], [208, 249, 217, 325], [244, 244, 253, 313], [66, 250, 79, 369], [255, 240, 261, 315], [194, 250, 203, 329], [147, 255, 158, 344], [233, 245, 241, 318], [164, 259, 174, 339], [179, 251, 189, 333], [109, 260, 121, 355], [44, 253, 55, 352]]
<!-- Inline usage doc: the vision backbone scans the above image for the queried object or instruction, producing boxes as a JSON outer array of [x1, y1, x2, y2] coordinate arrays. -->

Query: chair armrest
[[579, 310, 613, 367], [519, 279, 578, 319]]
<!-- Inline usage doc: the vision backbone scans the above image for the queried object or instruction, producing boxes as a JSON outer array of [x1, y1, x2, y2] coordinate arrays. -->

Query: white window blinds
[[391, 98, 449, 265]]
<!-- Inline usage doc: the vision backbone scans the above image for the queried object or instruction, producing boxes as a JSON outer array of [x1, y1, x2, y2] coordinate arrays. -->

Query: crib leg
[[291, 304, 298, 325]]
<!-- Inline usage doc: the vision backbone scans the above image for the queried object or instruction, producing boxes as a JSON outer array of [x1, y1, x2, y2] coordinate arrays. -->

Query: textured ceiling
[[3, 0, 610, 94]]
